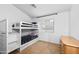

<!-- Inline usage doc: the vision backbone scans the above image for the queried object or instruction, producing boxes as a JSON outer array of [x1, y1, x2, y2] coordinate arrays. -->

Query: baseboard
[[39, 39, 60, 45]]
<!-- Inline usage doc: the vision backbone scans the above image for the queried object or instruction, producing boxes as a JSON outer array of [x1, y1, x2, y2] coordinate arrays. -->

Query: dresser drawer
[[8, 41, 19, 53]]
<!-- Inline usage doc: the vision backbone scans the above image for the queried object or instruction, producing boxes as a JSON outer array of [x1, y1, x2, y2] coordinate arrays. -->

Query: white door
[[0, 19, 8, 54]]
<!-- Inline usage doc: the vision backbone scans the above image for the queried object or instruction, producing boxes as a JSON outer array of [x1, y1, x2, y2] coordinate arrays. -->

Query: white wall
[[70, 5, 79, 40], [55, 11, 70, 36], [0, 4, 31, 32], [54, 11, 70, 44], [36, 11, 70, 44]]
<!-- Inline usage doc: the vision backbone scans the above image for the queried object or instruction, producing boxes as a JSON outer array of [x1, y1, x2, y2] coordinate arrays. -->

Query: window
[[41, 19, 54, 31]]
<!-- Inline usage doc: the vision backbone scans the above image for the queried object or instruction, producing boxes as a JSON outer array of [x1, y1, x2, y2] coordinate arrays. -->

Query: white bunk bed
[[0, 20, 39, 54], [12, 21, 39, 52]]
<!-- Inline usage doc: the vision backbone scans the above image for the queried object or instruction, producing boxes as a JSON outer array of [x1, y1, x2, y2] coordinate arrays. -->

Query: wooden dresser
[[60, 36, 79, 54]]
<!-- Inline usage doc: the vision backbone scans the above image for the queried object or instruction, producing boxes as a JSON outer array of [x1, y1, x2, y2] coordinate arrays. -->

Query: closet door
[[0, 19, 8, 54]]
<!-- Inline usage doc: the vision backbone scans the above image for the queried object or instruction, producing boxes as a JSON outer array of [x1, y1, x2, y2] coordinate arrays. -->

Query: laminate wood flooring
[[10, 40, 61, 54]]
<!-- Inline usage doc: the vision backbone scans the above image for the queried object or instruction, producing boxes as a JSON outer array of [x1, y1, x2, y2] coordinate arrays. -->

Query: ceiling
[[13, 4, 72, 18]]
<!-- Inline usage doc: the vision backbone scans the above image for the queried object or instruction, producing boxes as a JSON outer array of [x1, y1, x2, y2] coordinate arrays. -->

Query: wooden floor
[[10, 40, 61, 54]]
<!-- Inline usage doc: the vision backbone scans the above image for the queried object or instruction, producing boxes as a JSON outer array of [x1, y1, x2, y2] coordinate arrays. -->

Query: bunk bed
[[12, 21, 39, 51], [0, 19, 39, 54]]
